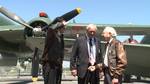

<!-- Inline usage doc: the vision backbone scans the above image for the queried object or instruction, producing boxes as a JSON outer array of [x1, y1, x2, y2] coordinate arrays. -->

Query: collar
[[108, 38, 114, 44]]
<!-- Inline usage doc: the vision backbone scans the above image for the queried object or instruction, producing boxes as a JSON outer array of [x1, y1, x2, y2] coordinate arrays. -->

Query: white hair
[[86, 24, 97, 30], [103, 26, 117, 36]]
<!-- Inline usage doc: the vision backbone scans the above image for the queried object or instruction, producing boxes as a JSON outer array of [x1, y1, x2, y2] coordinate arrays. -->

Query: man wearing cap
[[70, 24, 102, 84], [41, 18, 67, 84], [101, 26, 127, 84]]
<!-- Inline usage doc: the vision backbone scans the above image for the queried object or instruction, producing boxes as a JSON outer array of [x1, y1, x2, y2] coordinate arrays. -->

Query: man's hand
[[71, 69, 77, 77], [62, 20, 68, 25], [112, 78, 119, 84], [95, 63, 103, 72], [88, 66, 96, 72]]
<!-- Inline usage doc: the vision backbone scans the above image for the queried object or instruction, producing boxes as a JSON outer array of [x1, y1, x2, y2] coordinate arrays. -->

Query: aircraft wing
[[64, 23, 150, 61], [0, 15, 25, 66], [123, 43, 150, 77], [0, 25, 24, 43], [66, 23, 150, 36], [0, 14, 24, 42], [0, 14, 17, 26]]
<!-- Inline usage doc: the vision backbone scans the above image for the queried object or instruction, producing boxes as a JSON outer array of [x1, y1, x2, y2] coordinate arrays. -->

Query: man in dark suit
[[41, 18, 67, 84], [70, 24, 102, 84], [101, 26, 127, 84]]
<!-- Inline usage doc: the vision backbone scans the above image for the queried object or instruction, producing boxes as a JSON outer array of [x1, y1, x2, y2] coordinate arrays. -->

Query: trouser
[[43, 63, 62, 84], [103, 67, 122, 84], [78, 69, 100, 84]]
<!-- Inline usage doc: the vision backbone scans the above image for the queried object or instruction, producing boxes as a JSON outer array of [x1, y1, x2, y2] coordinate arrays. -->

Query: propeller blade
[[46, 8, 81, 30], [60, 7, 81, 22], [51, 8, 81, 25], [0, 6, 33, 29]]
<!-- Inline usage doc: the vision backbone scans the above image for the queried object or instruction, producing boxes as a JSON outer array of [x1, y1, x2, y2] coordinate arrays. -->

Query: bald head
[[86, 24, 97, 37], [86, 24, 97, 31]]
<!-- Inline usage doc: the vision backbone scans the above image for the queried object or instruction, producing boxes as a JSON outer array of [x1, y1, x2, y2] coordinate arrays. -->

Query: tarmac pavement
[[0, 76, 150, 84]]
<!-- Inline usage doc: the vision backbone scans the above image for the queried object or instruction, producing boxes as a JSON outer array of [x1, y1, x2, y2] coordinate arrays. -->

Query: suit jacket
[[41, 28, 64, 68], [70, 35, 102, 78], [105, 38, 127, 78]]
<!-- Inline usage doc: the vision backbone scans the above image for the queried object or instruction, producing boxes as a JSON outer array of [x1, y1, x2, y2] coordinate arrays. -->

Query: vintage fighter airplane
[[0, 6, 82, 81], [0, 6, 150, 82]]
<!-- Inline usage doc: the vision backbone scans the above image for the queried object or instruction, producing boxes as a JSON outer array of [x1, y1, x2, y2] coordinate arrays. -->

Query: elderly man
[[101, 26, 127, 84], [70, 24, 102, 84]]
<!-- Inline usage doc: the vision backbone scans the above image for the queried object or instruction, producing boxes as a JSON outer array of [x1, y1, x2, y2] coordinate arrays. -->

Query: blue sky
[[1, 0, 149, 42]]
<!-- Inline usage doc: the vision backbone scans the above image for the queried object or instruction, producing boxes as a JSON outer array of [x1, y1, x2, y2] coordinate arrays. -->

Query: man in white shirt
[[102, 26, 127, 84]]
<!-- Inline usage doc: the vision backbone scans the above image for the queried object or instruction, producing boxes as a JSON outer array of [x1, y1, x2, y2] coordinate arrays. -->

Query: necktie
[[89, 38, 95, 65], [89, 38, 92, 47]]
